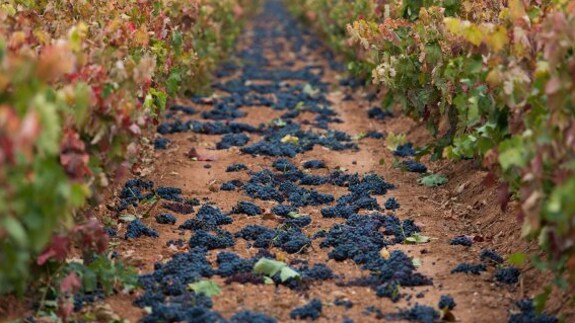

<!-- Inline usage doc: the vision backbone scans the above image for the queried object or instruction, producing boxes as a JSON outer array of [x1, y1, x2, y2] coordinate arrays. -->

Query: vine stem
[[36, 268, 54, 316]]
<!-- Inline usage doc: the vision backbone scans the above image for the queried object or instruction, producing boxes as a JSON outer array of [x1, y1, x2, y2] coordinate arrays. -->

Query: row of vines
[[287, 0, 575, 304], [0, 0, 258, 314]]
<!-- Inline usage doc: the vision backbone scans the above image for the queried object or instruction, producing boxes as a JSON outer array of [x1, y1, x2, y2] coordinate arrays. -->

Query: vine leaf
[[188, 280, 221, 297], [37, 235, 70, 265], [417, 174, 448, 187]]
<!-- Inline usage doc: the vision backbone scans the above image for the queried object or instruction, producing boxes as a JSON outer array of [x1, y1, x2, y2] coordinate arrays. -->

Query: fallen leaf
[[280, 135, 299, 145], [412, 258, 422, 268], [380, 247, 390, 260], [385, 132, 407, 151], [280, 266, 300, 282], [186, 148, 216, 161], [92, 303, 121, 322], [188, 280, 221, 297], [288, 211, 307, 218], [417, 174, 448, 187], [405, 233, 431, 244], [275, 251, 289, 263], [508, 252, 526, 266], [119, 214, 138, 222], [253, 258, 301, 282]]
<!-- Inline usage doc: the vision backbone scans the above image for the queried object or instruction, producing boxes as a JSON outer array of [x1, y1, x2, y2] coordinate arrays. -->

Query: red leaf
[[60, 272, 81, 293], [73, 218, 109, 253], [125, 22, 137, 33], [186, 148, 216, 161], [37, 235, 70, 265], [60, 129, 92, 180]]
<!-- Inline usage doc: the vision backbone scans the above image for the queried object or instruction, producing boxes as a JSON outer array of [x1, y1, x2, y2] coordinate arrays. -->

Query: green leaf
[[253, 258, 300, 282], [148, 88, 167, 112], [385, 133, 407, 151], [498, 137, 526, 170], [508, 253, 526, 266], [412, 258, 422, 268], [166, 70, 182, 96], [280, 266, 301, 282], [119, 214, 138, 223], [253, 258, 286, 277], [417, 174, 448, 187], [188, 280, 221, 297], [69, 183, 89, 207], [533, 286, 552, 313], [288, 211, 303, 218], [352, 132, 366, 140], [141, 195, 159, 205], [302, 84, 319, 96], [271, 118, 287, 127], [82, 268, 98, 292], [405, 233, 431, 244], [2, 217, 28, 247]]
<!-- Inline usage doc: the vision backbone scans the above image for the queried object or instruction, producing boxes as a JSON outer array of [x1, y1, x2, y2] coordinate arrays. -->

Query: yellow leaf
[[380, 247, 390, 260], [0, 4, 16, 16], [33, 29, 51, 46], [134, 27, 150, 46], [485, 26, 508, 52], [275, 251, 289, 263], [464, 24, 483, 46], [534, 61, 549, 79], [486, 68, 503, 87], [443, 17, 464, 35], [281, 135, 299, 145], [508, 0, 528, 23]]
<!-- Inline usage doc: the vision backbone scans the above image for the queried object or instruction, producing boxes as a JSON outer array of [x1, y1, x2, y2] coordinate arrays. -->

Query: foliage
[[385, 132, 407, 151], [405, 233, 431, 244], [253, 258, 301, 282], [0, 0, 259, 296], [417, 174, 448, 187], [287, 0, 575, 302], [188, 280, 222, 297], [37, 254, 137, 319]]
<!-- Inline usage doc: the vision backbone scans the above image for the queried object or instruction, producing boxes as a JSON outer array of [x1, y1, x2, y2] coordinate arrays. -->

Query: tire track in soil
[[102, 1, 535, 322]]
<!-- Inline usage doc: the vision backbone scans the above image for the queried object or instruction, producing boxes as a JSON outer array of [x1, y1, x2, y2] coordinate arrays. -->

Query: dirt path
[[99, 1, 548, 322]]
